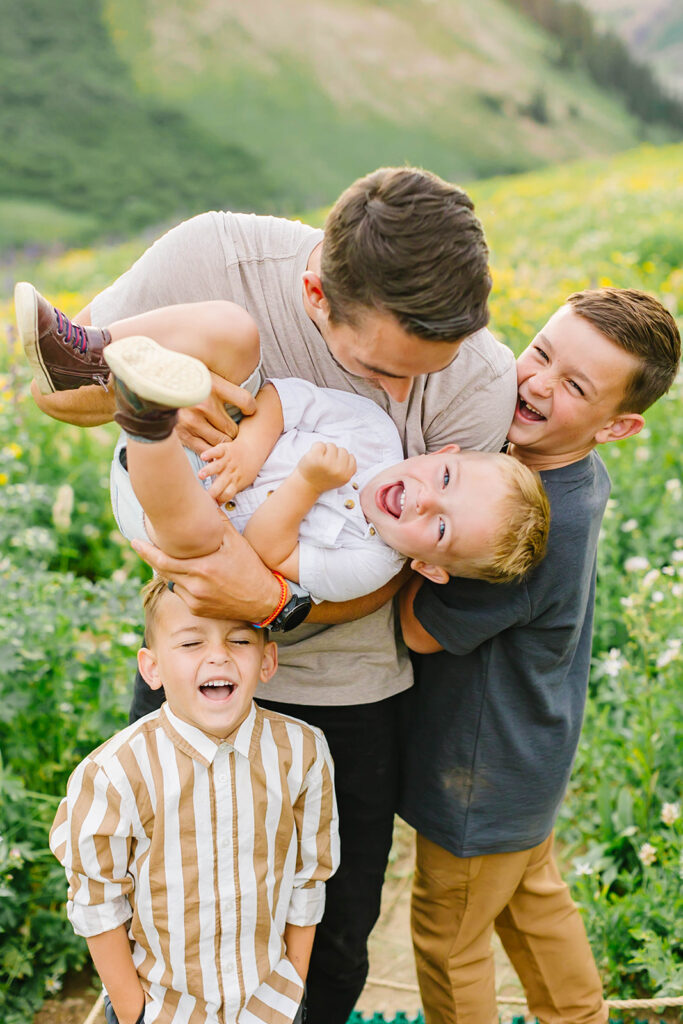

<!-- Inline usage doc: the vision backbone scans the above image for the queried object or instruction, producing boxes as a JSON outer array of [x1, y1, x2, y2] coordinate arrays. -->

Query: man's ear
[[410, 559, 450, 585], [594, 412, 644, 446], [302, 272, 330, 319], [138, 647, 163, 691], [259, 641, 279, 685]]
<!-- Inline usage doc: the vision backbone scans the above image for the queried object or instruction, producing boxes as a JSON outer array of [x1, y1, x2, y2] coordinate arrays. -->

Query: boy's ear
[[259, 641, 279, 685], [594, 411, 644, 446], [138, 647, 163, 691], [410, 559, 450, 585], [434, 443, 461, 456]]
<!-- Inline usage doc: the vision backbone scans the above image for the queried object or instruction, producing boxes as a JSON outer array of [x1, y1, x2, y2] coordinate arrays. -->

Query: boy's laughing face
[[508, 305, 644, 469], [138, 592, 277, 738], [359, 446, 511, 583]]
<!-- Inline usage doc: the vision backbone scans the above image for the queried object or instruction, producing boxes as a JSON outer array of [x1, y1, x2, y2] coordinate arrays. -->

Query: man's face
[[359, 446, 510, 581], [139, 593, 277, 738], [321, 308, 462, 403], [507, 305, 643, 469]]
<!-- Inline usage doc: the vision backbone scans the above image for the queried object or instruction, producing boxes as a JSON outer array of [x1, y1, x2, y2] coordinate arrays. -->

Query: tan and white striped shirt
[[50, 701, 339, 1024]]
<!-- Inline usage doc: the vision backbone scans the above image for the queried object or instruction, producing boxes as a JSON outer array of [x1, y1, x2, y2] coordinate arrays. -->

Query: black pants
[[130, 670, 400, 1024]]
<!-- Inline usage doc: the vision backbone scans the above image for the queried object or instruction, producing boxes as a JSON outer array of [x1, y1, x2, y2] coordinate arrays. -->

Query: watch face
[[283, 600, 312, 632], [272, 595, 312, 632]]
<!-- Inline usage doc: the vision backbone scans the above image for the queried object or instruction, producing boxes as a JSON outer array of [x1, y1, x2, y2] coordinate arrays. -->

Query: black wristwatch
[[269, 582, 312, 632]]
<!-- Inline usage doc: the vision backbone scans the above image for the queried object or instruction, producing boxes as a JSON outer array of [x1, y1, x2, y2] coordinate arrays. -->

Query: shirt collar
[[160, 702, 260, 767]]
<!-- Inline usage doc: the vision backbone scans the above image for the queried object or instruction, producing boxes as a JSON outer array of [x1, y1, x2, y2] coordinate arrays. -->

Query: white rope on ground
[[81, 990, 104, 1024], [365, 976, 683, 1010], [80, 980, 683, 1022]]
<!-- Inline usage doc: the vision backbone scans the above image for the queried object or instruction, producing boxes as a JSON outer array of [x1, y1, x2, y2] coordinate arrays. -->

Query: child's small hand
[[297, 442, 357, 493], [199, 440, 247, 503]]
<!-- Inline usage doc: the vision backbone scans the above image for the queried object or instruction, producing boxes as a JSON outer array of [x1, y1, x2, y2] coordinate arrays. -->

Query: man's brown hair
[[566, 288, 680, 413], [321, 167, 492, 342]]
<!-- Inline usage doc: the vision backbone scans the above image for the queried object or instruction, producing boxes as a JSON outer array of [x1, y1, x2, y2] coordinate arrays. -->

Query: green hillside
[[0, 0, 679, 252]]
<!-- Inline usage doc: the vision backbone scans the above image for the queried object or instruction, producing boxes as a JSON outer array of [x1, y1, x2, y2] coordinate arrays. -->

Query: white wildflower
[[621, 518, 638, 533], [624, 556, 649, 572], [665, 478, 682, 496], [661, 802, 680, 826], [638, 842, 657, 866], [635, 447, 650, 462], [652, 591, 664, 603], [662, 565, 675, 575], [44, 975, 63, 995], [603, 648, 623, 677], [673, 584, 683, 598], [672, 550, 683, 564], [574, 860, 594, 876], [620, 595, 635, 609], [643, 569, 660, 587], [120, 632, 140, 647]]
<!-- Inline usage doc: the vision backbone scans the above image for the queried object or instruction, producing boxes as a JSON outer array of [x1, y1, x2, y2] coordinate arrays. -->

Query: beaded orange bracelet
[[254, 571, 288, 629]]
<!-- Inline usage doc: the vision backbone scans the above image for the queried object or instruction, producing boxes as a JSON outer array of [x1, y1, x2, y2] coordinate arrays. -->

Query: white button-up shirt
[[111, 378, 406, 603], [219, 378, 406, 602], [50, 702, 339, 1024]]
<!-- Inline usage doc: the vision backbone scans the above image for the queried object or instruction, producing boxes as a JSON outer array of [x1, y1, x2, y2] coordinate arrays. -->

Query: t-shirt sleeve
[[422, 329, 518, 454], [299, 540, 406, 603], [90, 212, 233, 324], [414, 576, 530, 655]]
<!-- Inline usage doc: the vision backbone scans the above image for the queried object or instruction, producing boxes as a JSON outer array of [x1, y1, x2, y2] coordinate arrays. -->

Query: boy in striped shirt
[[50, 577, 340, 1024]]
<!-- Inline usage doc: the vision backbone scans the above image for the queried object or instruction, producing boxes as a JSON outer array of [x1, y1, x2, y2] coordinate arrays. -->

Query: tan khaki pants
[[411, 832, 608, 1024]]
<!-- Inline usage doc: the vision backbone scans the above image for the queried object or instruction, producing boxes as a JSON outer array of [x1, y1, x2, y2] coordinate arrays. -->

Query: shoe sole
[[14, 281, 54, 395], [103, 336, 212, 407]]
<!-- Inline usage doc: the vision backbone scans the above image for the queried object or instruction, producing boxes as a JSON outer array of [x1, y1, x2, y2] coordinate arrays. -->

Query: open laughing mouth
[[377, 482, 406, 519], [199, 680, 236, 702], [517, 396, 546, 422]]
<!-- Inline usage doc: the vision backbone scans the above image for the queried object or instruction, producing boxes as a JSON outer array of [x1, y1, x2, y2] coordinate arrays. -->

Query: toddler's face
[[138, 593, 277, 738], [360, 446, 510, 581]]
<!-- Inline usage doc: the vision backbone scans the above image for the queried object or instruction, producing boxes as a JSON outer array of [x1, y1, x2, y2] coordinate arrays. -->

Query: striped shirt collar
[[160, 701, 259, 766]]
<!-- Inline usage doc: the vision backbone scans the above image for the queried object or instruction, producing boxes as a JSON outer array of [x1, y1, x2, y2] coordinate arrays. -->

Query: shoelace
[[54, 308, 88, 354]]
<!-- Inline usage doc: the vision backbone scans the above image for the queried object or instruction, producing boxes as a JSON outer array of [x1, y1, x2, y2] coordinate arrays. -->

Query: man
[[30, 166, 516, 1023]]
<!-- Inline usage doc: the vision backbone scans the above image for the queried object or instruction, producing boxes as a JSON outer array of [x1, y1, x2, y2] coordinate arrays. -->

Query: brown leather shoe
[[14, 282, 112, 394]]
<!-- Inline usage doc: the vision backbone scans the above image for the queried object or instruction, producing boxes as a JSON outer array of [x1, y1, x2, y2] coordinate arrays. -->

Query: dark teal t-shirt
[[398, 451, 610, 857]]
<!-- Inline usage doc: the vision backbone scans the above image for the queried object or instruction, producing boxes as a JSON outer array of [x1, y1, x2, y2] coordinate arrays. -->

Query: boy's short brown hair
[[567, 288, 680, 413], [454, 456, 550, 584], [141, 577, 268, 646], [142, 576, 172, 646], [321, 167, 491, 342]]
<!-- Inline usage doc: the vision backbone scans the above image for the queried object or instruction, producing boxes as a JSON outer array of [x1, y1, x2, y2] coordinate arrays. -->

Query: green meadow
[[0, 143, 681, 1021]]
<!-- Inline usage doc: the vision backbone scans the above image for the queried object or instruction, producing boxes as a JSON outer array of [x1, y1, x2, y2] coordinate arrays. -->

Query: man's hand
[[297, 442, 356, 493], [132, 518, 282, 622], [175, 372, 257, 453]]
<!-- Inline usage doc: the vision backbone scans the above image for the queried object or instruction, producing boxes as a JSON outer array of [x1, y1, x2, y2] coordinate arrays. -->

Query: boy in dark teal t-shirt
[[399, 288, 680, 1024]]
